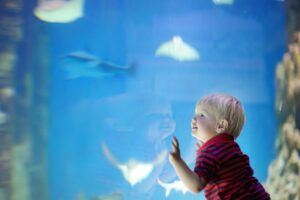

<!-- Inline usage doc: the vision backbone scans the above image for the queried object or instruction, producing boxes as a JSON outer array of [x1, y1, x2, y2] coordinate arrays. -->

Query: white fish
[[155, 36, 200, 62], [157, 179, 189, 197], [101, 143, 167, 186], [33, 0, 84, 23], [212, 0, 234, 5]]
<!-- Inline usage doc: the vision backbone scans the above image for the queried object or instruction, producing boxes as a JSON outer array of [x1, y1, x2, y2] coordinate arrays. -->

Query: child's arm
[[169, 136, 207, 194]]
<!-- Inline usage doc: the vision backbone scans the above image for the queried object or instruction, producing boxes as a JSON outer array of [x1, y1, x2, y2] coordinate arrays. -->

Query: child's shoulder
[[200, 140, 241, 156]]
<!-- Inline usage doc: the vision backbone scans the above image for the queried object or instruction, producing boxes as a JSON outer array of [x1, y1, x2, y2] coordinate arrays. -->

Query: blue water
[[39, 0, 287, 199]]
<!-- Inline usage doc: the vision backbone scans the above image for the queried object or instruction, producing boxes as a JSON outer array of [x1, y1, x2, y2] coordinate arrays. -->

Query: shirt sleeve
[[193, 150, 218, 183]]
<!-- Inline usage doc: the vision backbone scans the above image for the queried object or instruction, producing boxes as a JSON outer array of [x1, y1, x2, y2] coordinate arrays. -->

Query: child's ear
[[216, 119, 229, 133]]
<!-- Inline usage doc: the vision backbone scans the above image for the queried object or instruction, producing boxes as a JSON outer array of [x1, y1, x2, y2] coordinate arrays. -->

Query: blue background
[[35, 0, 287, 199]]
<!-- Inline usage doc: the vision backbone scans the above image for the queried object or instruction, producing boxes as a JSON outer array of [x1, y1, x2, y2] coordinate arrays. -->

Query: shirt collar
[[198, 132, 234, 151]]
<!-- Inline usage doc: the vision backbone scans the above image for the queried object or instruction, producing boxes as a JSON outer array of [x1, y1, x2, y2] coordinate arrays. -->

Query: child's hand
[[169, 136, 182, 164]]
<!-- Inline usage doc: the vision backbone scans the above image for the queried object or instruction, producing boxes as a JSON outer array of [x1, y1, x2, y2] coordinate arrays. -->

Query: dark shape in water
[[60, 51, 136, 80]]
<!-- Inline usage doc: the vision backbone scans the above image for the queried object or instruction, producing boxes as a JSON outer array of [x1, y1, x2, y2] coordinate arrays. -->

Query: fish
[[60, 51, 135, 79], [33, 0, 84, 23], [155, 36, 200, 62], [157, 179, 189, 197], [212, 0, 234, 5], [101, 143, 167, 186]]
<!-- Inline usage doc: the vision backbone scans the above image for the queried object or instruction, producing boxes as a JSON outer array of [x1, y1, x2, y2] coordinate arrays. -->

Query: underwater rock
[[76, 191, 123, 200], [264, 32, 300, 200], [10, 137, 32, 200], [76, 192, 87, 200], [0, 87, 15, 100], [286, 0, 300, 43], [0, 15, 22, 42], [0, 188, 7, 200], [0, 0, 23, 42], [90, 191, 123, 200], [1, 0, 49, 199], [0, 50, 17, 76], [0, 109, 7, 125], [0, 0, 22, 198]]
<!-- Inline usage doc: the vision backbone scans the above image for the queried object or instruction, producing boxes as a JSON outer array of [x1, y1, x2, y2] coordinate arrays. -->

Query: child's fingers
[[172, 138, 177, 146], [173, 136, 179, 148], [172, 140, 178, 152], [171, 141, 178, 152]]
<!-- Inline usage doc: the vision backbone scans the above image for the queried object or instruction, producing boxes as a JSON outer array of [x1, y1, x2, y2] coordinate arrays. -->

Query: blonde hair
[[197, 93, 245, 139]]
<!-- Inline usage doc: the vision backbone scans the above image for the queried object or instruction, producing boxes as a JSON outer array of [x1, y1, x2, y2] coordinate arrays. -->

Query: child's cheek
[[196, 120, 206, 132], [197, 119, 213, 133]]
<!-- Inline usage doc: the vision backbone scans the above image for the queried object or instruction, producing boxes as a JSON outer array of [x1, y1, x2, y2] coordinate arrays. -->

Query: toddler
[[169, 93, 271, 200]]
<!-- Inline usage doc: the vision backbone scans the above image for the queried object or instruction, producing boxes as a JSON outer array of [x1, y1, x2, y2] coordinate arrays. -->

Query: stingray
[[101, 143, 167, 186], [212, 0, 234, 5], [33, 0, 84, 23], [60, 51, 135, 79], [155, 36, 200, 62], [157, 179, 189, 197]]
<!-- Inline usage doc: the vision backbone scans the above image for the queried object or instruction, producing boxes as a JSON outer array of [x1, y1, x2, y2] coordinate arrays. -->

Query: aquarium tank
[[0, 0, 299, 199]]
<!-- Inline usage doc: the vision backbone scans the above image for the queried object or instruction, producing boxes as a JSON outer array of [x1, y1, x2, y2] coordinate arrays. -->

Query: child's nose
[[191, 117, 197, 124]]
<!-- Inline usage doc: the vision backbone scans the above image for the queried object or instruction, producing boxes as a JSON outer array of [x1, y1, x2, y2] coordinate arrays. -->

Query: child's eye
[[194, 113, 205, 119]]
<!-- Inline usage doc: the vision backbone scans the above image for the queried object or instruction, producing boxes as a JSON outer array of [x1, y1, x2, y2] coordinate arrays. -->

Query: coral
[[0, 50, 16, 78], [0, 188, 7, 200], [264, 32, 300, 200], [286, 0, 300, 43], [90, 191, 123, 200], [0, 87, 15, 100], [0, 15, 22, 41], [10, 137, 32, 200], [0, 0, 50, 200], [76, 191, 123, 200], [0, 0, 23, 42], [76, 192, 87, 200]]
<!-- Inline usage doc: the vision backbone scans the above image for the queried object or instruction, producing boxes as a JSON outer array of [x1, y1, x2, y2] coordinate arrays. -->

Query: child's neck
[[202, 132, 219, 143]]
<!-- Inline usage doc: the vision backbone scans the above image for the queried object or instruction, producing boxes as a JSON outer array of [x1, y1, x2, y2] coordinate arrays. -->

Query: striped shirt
[[194, 133, 270, 200]]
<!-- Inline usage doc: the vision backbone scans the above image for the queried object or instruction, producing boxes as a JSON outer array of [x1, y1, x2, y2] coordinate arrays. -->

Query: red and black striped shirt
[[194, 133, 270, 200]]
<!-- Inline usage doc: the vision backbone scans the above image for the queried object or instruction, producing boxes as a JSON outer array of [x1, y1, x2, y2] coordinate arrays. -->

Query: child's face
[[144, 104, 176, 141], [191, 105, 218, 142]]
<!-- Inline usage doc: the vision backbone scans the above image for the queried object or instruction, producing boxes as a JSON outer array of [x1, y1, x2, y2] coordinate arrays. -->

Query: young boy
[[169, 93, 271, 200]]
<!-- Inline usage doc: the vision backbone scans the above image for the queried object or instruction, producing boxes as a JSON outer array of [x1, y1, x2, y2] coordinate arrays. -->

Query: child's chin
[[192, 133, 201, 140], [192, 133, 204, 142]]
